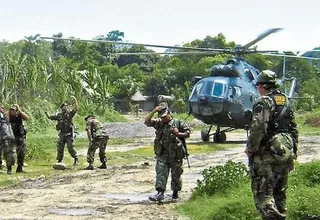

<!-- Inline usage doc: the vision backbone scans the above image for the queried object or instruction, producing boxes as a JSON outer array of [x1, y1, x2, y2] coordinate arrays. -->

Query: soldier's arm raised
[[144, 106, 162, 126], [71, 96, 78, 112]]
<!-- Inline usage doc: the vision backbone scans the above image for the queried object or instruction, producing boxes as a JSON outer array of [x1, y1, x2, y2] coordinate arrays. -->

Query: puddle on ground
[[49, 208, 103, 216], [103, 193, 151, 202]]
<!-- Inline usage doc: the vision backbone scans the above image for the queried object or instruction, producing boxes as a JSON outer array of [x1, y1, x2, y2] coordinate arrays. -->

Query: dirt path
[[0, 130, 319, 220]]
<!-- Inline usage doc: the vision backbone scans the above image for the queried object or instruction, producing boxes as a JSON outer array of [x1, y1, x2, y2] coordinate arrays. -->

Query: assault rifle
[[179, 137, 190, 169]]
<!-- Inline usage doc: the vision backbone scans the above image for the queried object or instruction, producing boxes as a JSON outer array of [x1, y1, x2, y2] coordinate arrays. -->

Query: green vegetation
[[177, 160, 320, 220], [296, 110, 320, 135], [1, 30, 320, 125]]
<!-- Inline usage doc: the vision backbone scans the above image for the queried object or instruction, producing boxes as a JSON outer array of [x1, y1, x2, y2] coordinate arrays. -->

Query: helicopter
[[40, 29, 320, 143]]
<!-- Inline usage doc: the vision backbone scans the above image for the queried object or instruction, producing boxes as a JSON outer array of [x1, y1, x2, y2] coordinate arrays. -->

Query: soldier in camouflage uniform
[[84, 115, 109, 170], [0, 103, 15, 174], [9, 104, 29, 173], [245, 70, 298, 220], [144, 102, 191, 202], [45, 96, 79, 165]]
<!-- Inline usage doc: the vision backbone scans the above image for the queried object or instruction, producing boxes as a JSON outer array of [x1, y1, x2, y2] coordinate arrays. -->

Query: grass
[[177, 161, 320, 220]]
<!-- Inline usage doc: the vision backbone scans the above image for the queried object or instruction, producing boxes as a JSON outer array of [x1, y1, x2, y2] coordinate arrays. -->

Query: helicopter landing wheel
[[213, 132, 226, 143], [201, 129, 210, 142]]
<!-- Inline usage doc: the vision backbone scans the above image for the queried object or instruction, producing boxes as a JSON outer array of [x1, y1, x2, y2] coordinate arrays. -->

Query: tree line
[[0, 30, 319, 129]]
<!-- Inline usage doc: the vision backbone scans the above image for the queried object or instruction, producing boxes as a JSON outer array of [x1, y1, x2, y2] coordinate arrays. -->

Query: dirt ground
[[0, 125, 319, 220]]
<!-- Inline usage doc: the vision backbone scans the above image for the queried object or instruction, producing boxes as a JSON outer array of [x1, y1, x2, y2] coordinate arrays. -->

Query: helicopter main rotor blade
[[115, 51, 219, 55], [242, 28, 283, 49], [40, 36, 230, 52], [259, 52, 320, 60]]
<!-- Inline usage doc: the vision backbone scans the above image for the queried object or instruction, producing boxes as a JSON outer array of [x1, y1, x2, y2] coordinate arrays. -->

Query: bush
[[290, 162, 320, 187], [192, 160, 249, 198]]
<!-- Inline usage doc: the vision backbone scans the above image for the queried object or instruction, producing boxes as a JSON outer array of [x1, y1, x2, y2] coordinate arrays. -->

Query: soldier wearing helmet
[[245, 70, 298, 219], [45, 96, 79, 166], [84, 115, 109, 170], [144, 102, 191, 202]]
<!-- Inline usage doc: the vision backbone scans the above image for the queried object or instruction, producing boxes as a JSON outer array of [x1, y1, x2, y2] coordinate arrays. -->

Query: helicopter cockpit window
[[212, 82, 224, 97], [191, 82, 203, 98]]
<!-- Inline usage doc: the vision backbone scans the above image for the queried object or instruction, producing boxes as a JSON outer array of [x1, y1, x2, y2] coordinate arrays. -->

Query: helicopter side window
[[212, 82, 224, 97], [233, 86, 242, 100], [245, 69, 254, 81]]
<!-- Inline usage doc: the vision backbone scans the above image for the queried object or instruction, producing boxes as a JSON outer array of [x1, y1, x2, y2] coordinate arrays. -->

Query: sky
[[1, 0, 319, 52]]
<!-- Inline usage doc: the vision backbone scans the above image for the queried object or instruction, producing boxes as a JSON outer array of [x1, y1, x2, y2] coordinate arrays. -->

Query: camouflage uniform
[[85, 117, 108, 167], [247, 70, 298, 220], [151, 117, 190, 192], [47, 109, 78, 162], [0, 111, 15, 174], [9, 110, 28, 172]]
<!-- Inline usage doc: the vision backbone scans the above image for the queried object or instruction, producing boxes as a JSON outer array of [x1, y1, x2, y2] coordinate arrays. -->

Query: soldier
[[9, 104, 29, 173], [245, 70, 298, 220], [144, 102, 191, 202], [0, 103, 15, 174], [45, 96, 79, 166], [84, 115, 109, 170]]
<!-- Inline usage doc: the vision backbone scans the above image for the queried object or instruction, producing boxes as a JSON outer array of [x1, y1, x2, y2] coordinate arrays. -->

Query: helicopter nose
[[199, 97, 209, 104]]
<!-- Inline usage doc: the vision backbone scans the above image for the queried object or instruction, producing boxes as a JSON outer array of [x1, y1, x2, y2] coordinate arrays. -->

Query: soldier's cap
[[60, 102, 68, 108], [158, 102, 171, 118], [9, 105, 18, 111], [84, 114, 95, 121], [256, 70, 277, 86]]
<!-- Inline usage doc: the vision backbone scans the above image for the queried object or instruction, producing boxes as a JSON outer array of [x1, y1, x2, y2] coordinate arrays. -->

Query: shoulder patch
[[274, 95, 286, 105]]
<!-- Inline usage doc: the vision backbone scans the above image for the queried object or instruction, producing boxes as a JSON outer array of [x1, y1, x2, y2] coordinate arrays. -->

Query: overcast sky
[[1, 0, 319, 52]]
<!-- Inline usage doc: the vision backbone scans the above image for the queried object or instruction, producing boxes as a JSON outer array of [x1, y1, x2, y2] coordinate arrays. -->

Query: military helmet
[[256, 70, 277, 85], [84, 114, 95, 121]]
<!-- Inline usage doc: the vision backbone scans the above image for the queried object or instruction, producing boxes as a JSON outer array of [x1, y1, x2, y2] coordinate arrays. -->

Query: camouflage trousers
[[251, 158, 290, 220], [155, 155, 183, 192], [0, 139, 15, 167], [13, 136, 26, 167], [57, 134, 78, 161], [86, 137, 107, 164]]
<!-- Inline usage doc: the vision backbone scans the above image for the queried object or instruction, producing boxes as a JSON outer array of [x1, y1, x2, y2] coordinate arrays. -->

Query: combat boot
[[172, 190, 179, 200], [73, 157, 79, 166], [7, 166, 12, 175], [85, 164, 94, 170], [16, 165, 25, 173], [149, 191, 164, 202], [97, 162, 107, 169]]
